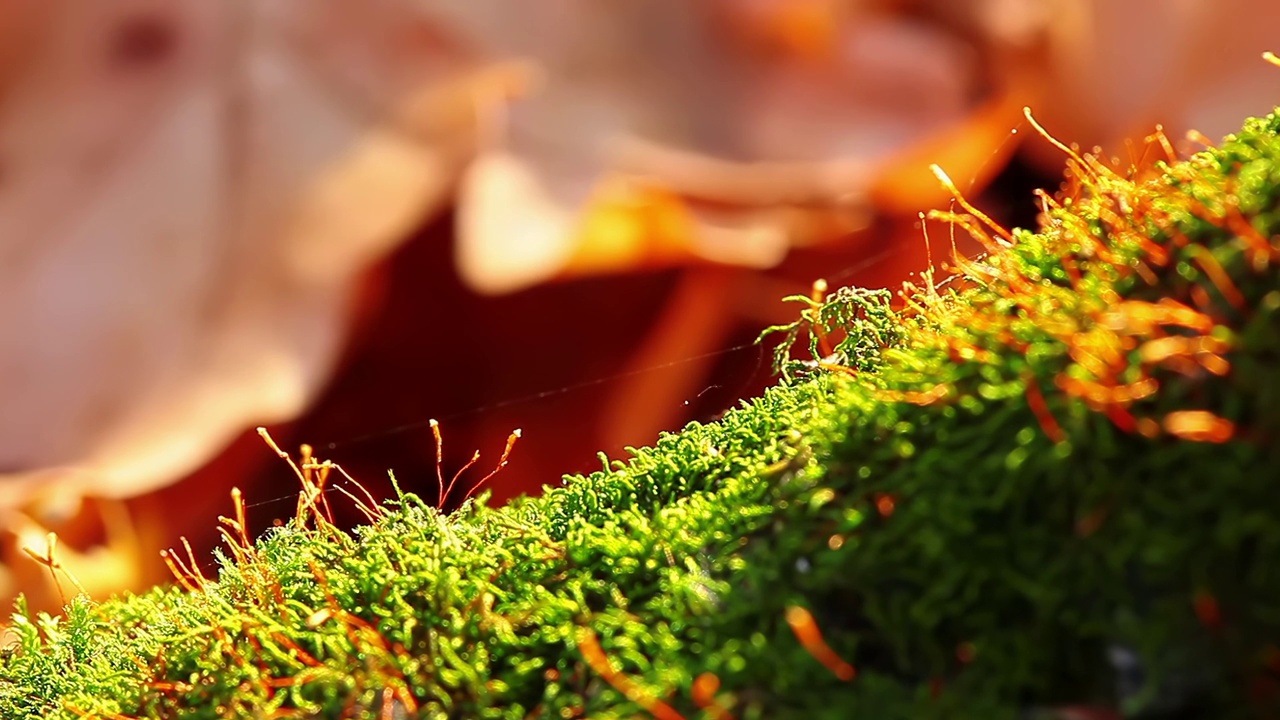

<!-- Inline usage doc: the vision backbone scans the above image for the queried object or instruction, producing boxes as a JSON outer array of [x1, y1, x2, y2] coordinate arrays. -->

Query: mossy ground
[[3, 108, 1280, 719]]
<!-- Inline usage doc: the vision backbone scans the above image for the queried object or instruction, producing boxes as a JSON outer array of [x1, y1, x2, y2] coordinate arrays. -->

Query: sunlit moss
[[3, 108, 1279, 719]]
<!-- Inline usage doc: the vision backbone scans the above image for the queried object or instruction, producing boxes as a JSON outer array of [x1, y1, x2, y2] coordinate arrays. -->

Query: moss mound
[[3, 110, 1280, 719]]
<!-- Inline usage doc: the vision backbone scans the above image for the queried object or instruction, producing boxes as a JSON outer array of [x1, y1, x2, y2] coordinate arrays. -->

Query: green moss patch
[[3, 110, 1280, 719]]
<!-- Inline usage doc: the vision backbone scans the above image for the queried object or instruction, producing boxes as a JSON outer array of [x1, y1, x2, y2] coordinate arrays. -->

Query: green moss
[[3, 109, 1280, 719]]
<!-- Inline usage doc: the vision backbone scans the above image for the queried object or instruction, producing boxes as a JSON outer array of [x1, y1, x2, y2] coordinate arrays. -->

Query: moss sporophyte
[[3, 97, 1280, 717]]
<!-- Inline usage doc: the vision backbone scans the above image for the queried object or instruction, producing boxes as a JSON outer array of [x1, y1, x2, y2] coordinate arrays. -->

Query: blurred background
[[1, 0, 1278, 612]]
